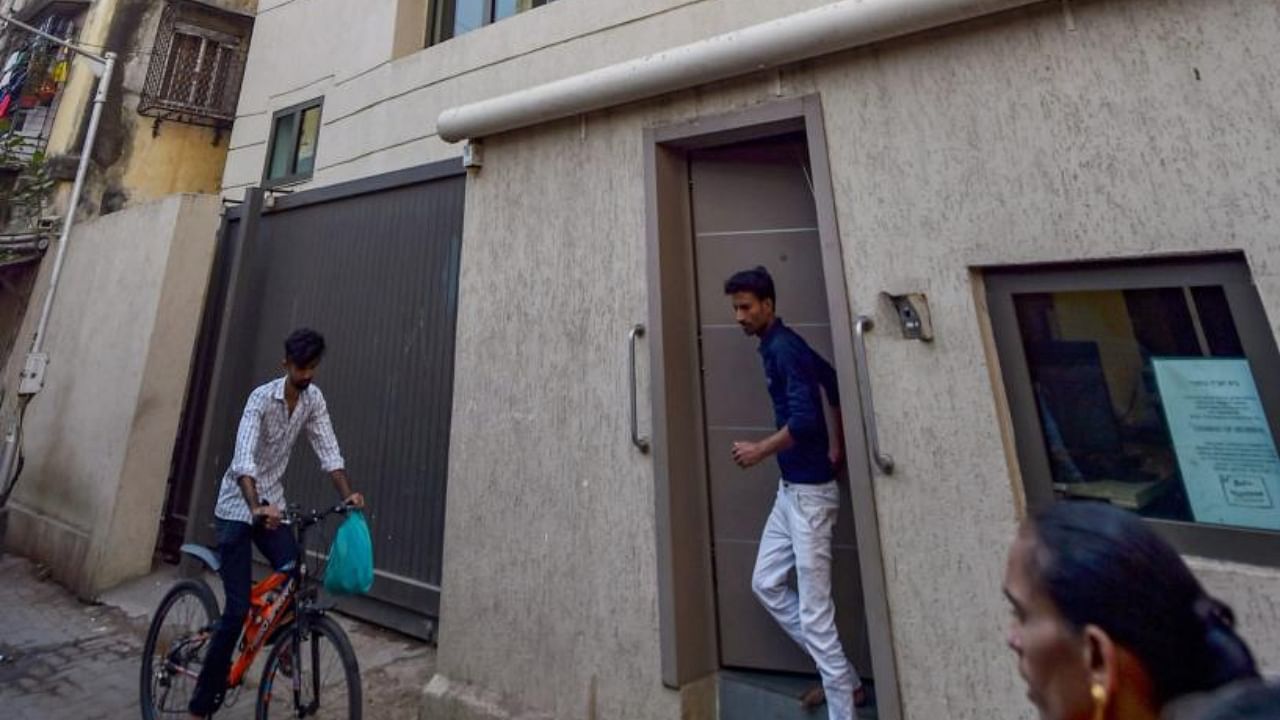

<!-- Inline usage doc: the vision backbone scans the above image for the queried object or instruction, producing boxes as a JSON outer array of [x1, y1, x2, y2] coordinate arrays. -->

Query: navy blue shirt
[[758, 319, 841, 484]]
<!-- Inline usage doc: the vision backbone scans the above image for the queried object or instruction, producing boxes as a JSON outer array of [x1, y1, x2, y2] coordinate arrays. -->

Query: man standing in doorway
[[188, 328, 365, 719], [726, 266, 866, 718]]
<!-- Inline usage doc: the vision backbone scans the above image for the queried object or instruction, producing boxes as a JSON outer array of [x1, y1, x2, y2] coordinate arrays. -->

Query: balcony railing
[[138, 0, 252, 130], [0, 15, 74, 170]]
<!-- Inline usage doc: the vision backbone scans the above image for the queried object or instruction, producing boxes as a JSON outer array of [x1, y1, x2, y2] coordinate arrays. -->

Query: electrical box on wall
[[18, 352, 48, 395], [881, 292, 934, 342], [462, 140, 483, 169]]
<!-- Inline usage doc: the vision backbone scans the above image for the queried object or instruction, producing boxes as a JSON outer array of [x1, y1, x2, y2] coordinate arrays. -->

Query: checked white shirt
[[214, 377, 345, 524]]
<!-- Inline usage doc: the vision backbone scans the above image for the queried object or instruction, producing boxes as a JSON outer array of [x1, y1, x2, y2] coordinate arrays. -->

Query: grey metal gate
[[185, 160, 465, 637]]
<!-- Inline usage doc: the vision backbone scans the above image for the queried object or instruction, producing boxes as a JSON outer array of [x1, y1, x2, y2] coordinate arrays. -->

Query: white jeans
[[752, 480, 861, 720]]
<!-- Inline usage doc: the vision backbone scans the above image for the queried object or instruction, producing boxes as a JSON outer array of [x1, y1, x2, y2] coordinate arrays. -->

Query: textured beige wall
[[433, 116, 675, 720], [2, 195, 221, 596], [438, 2, 1280, 720], [818, 0, 1280, 716], [88, 195, 221, 592], [233, 0, 1280, 719]]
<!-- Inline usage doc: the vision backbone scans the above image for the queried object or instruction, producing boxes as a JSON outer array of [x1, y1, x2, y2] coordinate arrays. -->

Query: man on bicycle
[[189, 328, 365, 719]]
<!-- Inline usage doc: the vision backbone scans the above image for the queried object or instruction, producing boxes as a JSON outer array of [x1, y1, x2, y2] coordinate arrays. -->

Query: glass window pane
[[1192, 286, 1245, 356], [494, 0, 535, 20], [494, 0, 517, 20], [1012, 283, 1280, 533], [453, 0, 486, 37], [294, 106, 320, 177], [267, 112, 295, 180]]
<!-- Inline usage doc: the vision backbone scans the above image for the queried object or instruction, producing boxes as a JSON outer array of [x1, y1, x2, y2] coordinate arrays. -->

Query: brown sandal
[[798, 682, 869, 710], [799, 684, 826, 710]]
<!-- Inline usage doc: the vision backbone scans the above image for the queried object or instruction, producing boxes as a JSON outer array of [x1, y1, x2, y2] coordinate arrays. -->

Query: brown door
[[690, 133, 873, 675]]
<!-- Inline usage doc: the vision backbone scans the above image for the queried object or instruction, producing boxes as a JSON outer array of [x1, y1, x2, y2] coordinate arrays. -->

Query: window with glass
[[986, 255, 1280, 565], [428, 0, 556, 45], [263, 98, 322, 186]]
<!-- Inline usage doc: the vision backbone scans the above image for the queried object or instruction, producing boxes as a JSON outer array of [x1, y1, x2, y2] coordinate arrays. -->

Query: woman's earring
[[1091, 683, 1108, 720]]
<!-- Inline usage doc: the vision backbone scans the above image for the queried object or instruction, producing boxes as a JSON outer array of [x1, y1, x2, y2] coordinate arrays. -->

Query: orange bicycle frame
[[227, 570, 294, 686]]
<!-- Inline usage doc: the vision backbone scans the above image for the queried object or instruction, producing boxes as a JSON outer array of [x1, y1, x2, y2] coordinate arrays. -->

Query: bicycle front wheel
[[255, 614, 362, 719], [140, 578, 219, 720]]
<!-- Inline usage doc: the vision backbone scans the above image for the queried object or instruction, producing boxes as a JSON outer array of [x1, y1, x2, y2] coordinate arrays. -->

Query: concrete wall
[[232, 1, 1280, 719], [438, 2, 1280, 720], [813, 2, 1280, 715], [222, 0, 861, 194], [430, 116, 671, 720], [2, 194, 221, 597]]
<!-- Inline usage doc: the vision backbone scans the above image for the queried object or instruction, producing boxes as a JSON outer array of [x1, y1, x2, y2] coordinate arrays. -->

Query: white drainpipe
[[437, 0, 1044, 142], [0, 12, 115, 506]]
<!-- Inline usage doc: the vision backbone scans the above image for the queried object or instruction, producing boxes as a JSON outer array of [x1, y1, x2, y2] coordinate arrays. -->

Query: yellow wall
[[42, 0, 112, 159], [37, 0, 255, 211], [118, 121, 229, 201]]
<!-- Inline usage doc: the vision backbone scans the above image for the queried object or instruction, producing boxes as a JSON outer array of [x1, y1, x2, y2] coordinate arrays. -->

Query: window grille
[[139, 0, 252, 129]]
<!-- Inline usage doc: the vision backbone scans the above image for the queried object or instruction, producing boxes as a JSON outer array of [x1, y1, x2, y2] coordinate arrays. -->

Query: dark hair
[[1026, 502, 1258, 706], [284, 328, 326, 367], [724, 266, 775, 305]]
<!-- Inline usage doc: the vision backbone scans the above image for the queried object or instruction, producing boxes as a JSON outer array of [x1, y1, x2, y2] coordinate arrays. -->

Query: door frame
[[643, 95, 902, 719]]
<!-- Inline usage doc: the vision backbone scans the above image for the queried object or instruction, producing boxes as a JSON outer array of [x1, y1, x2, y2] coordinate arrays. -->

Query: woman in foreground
[[1003, 501, 1263, 720]]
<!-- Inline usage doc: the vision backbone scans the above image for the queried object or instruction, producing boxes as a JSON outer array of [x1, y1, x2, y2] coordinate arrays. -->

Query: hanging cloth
[[7, 69, 28, 96]]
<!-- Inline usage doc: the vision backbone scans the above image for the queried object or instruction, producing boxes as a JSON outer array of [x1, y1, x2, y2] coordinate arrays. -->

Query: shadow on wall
[[0, 262, 38, 384]]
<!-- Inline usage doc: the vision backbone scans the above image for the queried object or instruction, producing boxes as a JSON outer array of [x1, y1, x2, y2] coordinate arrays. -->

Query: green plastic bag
[[324, 511, 374, 596]]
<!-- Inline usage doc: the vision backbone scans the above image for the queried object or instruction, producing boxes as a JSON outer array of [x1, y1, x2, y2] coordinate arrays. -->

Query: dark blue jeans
[[189, 518, 297, 716]]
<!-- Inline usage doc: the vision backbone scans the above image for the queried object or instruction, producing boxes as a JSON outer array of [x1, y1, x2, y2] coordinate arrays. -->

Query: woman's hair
[[1026, 501, 1259, 705]]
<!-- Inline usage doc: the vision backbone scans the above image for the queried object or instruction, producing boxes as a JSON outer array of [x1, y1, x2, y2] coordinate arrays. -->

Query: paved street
[[0, 553, 433, 719]]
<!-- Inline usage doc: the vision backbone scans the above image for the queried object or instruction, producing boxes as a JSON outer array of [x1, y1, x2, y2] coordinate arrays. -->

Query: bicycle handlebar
[[259, 500, 352, 529], [282, 502, 351, 528]]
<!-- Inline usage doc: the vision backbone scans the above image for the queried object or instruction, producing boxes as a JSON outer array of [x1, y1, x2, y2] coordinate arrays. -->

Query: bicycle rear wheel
[[255, 614, 362, 719], [140, 578, 219, 720]]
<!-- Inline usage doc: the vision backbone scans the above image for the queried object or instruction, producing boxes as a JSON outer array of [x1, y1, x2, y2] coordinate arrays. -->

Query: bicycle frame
[[227, 568, 294, 686], [146, 501, 353, 720], [226, 503, 345, 690]]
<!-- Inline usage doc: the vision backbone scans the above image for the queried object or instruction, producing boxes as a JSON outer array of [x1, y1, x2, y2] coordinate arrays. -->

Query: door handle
[[853, 316, 894, 474], [629, 324, 650, 453]]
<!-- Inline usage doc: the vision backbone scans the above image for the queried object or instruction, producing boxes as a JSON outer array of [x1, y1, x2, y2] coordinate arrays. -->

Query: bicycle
[[140, 503, 363, 719]]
